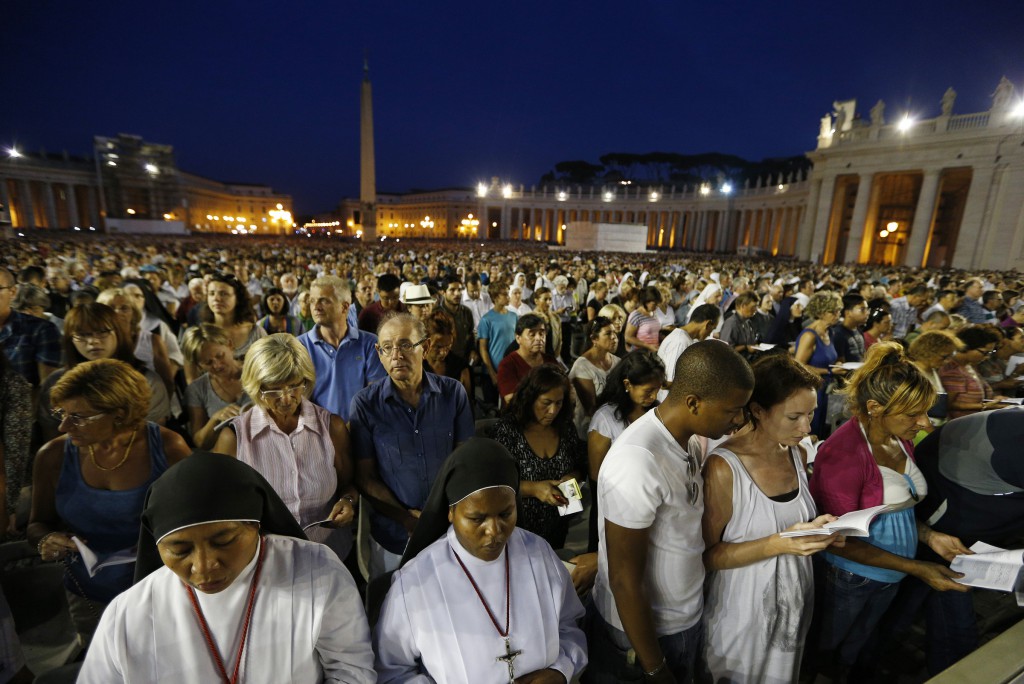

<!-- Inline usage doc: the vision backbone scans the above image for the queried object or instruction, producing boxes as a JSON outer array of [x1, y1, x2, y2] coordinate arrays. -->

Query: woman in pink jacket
[[808, 342, 970, 681]]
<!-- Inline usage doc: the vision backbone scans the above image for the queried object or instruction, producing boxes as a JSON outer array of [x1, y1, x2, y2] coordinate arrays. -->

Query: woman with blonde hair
[[795, 291, 842, 436], [213, 334, 356, 559], [809, 342, 970, 680], [28, 359, 189, 642], [181, 323, 251, 449], [97, 287, 176, 392], [909, 330, 963, 425]]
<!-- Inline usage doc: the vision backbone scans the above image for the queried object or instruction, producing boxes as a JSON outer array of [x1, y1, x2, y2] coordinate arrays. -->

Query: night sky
[[4, 1, 1023, 214]]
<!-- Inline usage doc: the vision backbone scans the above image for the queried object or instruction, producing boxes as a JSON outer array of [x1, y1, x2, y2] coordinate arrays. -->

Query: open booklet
[[951, 542, 1024, 603], [779, 504, 890, 538], [72, 537, 136, 578]]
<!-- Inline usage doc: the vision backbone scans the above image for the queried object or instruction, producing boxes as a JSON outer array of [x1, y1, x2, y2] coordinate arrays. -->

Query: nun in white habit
[[374, 438, 587, 684], [79, 450, 376, 684]]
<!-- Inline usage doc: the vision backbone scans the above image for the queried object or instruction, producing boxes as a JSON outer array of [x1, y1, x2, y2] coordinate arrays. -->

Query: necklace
[[88, 428, 137, 471], [183, 540, 266, 684], [450, 543, 521, 683]]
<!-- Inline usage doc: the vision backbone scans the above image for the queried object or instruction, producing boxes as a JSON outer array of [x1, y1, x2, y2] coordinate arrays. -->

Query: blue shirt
[[477, 308, 518, 367], [297, 322, 386, 421], [349, 372, 475, 553], [0, 309, 61, 385]]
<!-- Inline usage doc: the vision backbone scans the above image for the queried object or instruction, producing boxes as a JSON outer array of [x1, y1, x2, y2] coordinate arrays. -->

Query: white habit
[[374, 526, 587, 683], [79, 535, 376, 683]]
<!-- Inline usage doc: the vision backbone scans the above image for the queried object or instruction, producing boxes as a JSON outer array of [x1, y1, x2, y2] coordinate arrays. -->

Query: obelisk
[[359, 57, 377, 240]]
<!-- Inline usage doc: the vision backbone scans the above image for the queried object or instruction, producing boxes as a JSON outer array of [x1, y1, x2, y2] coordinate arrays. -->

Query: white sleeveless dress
[[703, 447, 817, 683]]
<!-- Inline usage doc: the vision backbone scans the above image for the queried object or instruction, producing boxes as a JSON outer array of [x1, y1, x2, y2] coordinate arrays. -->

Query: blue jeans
[[817, 563, 900, 669], [585, 608, 703, 683]]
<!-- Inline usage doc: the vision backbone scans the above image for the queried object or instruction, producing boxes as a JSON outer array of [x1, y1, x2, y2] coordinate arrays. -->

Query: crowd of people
[[1, 232, 1023, 682]]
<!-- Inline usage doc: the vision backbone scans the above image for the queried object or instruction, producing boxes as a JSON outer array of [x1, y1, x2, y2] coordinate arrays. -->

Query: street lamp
[[6, 147, 21, 159]]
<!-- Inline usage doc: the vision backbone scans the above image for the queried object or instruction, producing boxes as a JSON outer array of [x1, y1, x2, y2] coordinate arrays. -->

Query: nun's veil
[[400, 438, 520, 568], [134, 450, 306, 582]]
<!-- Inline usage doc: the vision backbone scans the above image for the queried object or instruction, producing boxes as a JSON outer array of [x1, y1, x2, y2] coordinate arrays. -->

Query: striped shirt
[[233, 399, 337, 544]]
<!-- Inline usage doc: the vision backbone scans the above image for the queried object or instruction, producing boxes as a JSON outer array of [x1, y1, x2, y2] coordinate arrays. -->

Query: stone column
[[802, 174, 837, 262], [43, 183, 58, 228], [949, 166, 994, 270], [528, 207, 536, 240], [0, 179, 10, 226], [904, 170, 942, 268], [19, 180, 36, 229], [66, 184, 80, 228], [86, 187, 100, 228], [841, 174, 875, 263], [500, 203, 511, 240]]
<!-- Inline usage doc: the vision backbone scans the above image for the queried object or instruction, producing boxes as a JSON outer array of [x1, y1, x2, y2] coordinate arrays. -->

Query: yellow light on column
[[886, 221, 899, 231]]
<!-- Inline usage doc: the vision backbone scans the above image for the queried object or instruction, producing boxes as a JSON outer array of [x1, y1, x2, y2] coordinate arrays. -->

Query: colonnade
[[1, 176, 101, 230]]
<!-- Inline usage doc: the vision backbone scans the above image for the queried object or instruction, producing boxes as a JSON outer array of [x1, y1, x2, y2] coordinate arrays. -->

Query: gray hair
[[310, 275, 350, 302]]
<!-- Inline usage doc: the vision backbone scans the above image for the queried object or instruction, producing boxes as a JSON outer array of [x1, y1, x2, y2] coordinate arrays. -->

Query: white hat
[[401, 283, 434, 305]]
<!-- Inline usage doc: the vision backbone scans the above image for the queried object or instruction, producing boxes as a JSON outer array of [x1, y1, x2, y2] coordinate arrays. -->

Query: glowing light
[[73, 226, 80, 231], [275, 203, 283, 210], [699, 184, 711, 196], [886, 221, 899, 231], [560, 224, 566, 231], [557, 191, 567, 201], [897, 116, 914, 133], [206, 214, 213, 220], [721, 182, 733, 195], [126, 208, 136, 215], [144, 163, 159, 174], [879, 229, 889, 238], [477, 183, 488, 197], [1014, 100, 1024, 118], [163, 213, 173, 220], [491, 222, 498, 228], [603, 191, 614, 201], [107, 160, 117, 167], [649, 191, 659, 201], [7, 147, 22, 159], [502, 185, 513, 199]]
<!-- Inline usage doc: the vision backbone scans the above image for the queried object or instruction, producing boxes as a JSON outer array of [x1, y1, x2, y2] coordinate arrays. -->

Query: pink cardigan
[[809, 417, 915, 517]]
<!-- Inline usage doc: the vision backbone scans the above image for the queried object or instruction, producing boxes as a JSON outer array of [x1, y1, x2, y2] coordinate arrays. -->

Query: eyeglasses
[[51, 408, 108, 427], [376, 339, 426, 357], [70, 329, 114, 343], [259, 381, 306, 400]]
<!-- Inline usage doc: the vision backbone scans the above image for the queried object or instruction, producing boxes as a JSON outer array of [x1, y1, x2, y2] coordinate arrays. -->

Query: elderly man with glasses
[[350, 313, 475, 579]]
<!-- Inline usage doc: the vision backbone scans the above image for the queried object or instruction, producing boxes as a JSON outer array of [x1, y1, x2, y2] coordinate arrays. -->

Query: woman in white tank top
[[702, 354, 844, 683]]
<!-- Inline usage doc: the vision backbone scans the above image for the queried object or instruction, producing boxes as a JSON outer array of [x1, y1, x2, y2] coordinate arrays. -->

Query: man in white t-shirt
[[656, 303, 720, 402], [590, 341, 754, 683]]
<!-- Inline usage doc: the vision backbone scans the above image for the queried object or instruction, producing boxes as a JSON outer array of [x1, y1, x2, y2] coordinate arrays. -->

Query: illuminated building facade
[[1, 133, 292, 235]]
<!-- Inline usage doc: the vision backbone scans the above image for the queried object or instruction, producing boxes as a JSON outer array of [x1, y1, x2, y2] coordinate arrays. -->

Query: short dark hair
[[18, 265, 45, 284], [638, 286, 662, 306], [515, 313, 546, 335], [734, 292, 758, 308], [909, 284, 931, 297], [748, 354, 820, 426], [841, 294, 866, 313], [504, 364, 573, 432], [957, 325, 1001, 351], [982, 290, 1002, 305], [466, 273, 482, 286], [689, 303, 721, 325], [377, 273, 401, 293], [668, 340, 754, 401], [596, 350, 666, 422]]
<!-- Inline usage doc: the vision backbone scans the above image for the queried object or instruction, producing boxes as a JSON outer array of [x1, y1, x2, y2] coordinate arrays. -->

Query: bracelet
[[37, 532, 57, 557], [644, 658, 667, 677]]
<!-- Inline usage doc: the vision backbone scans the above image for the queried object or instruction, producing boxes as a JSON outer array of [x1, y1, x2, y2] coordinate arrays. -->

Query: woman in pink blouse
[[213, 333, 357, 559], [624, 286, 663, 352]]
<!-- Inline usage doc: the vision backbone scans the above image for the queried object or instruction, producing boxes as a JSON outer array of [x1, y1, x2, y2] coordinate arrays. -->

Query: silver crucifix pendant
[[496, 637, 522, 683]]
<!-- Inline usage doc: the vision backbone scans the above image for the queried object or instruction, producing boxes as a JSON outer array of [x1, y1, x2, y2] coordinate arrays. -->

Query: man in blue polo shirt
[[0, 266, 61, 386], [350, 313, 474, 578], [297, 275, 386, 421]]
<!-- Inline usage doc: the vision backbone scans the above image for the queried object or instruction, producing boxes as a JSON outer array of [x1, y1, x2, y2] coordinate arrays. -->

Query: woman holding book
[[808, 342, 970, 681], [29, 359, 189, 644], [702, 354, 841, 683]]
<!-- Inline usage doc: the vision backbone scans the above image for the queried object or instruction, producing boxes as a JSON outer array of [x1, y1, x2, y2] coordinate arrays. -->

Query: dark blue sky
[[4, 1, 1023, 213]]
